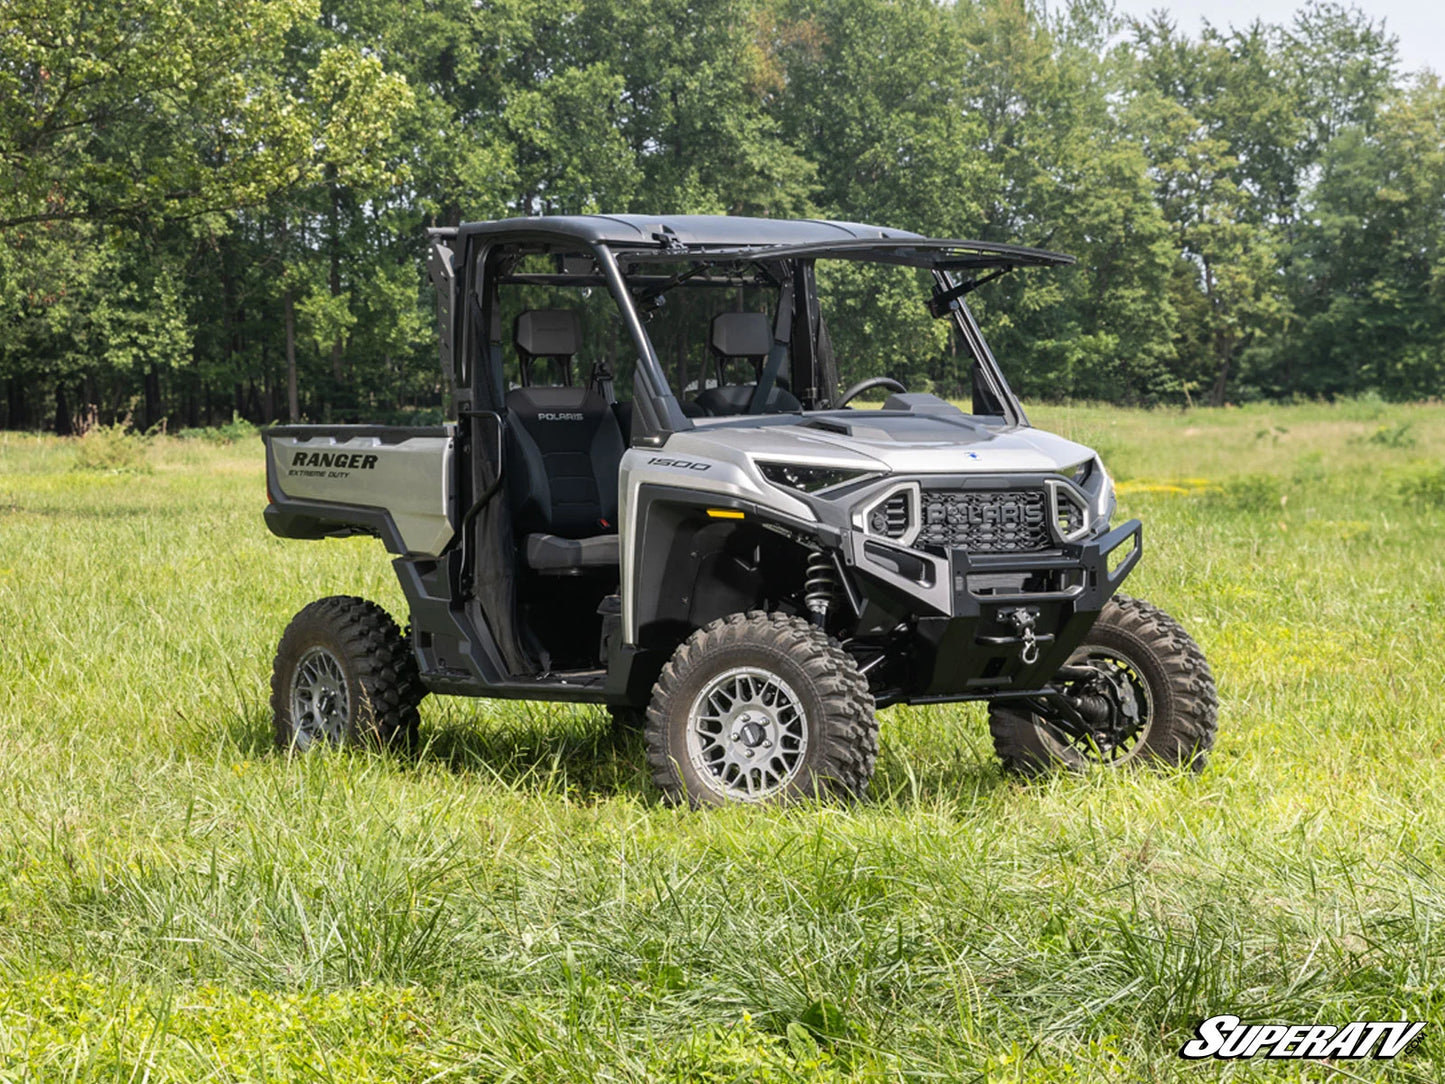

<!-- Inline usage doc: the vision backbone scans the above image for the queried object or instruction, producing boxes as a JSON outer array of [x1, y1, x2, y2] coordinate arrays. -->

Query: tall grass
[[1, 401, 1443, 1081]]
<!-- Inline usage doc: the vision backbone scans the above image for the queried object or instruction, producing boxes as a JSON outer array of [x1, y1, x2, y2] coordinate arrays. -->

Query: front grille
[[916, 489, 1051, 553]]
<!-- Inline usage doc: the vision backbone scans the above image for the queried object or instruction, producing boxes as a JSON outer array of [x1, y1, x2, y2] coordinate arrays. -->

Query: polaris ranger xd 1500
[[262, 215, 1218, 805]]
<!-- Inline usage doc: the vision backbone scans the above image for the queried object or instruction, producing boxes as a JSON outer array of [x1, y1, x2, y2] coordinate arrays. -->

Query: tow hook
[[1009, 608, 1041, 665], [978, 606, 1054, 666]]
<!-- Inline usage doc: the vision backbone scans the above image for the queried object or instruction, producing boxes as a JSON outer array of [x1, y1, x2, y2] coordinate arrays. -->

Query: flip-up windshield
[[460, 221, 1073, 441], [621, 242, 1070, 429]]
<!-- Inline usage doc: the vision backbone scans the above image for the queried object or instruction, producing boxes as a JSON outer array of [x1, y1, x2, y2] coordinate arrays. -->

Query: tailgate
[[263, 425, 455, 556]]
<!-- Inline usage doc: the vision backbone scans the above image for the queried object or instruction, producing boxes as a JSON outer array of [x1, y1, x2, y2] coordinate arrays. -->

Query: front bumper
[[849, 518, 1143, 704]]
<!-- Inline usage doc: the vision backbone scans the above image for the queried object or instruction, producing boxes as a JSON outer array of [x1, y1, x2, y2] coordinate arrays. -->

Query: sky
[[1108, 0, 1443, 77]]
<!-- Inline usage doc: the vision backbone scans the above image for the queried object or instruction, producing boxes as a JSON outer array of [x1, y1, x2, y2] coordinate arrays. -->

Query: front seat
[[692, 311, 802, 416], [505, 310, 624, 573]]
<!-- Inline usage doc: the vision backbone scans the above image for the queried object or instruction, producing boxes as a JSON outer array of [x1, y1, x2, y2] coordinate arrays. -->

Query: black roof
[[624, 237, 1074, 272], [437, 214, 1073, 270], [448, 214, 919, 247]]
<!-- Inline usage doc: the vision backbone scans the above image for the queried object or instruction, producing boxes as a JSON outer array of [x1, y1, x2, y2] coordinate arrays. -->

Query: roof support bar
[[592, 242, 691, 443]]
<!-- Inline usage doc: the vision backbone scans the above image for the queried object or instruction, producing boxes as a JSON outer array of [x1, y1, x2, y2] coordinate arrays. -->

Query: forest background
[[2, 0, 1441, 431]]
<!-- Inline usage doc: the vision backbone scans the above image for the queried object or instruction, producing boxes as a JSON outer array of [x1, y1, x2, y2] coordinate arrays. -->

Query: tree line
[[2, 0, 1440, 433]]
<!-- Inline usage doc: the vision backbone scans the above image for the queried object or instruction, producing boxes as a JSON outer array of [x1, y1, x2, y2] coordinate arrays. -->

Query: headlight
[[1054, 456, 1114, 534], [1063, 459, 1094, 486], [1064, 456, 1114, 523], [757, 461, 876, 494]]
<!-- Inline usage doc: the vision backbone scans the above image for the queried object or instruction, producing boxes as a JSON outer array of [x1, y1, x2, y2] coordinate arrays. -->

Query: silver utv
[[262, 215, 1217, 804]]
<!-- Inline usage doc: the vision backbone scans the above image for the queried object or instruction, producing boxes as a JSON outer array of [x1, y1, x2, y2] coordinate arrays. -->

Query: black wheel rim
[[1053, 645, 1154, 765]]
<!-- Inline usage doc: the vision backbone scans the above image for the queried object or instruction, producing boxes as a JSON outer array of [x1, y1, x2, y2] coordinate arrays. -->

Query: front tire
[[989, 595, 1217, 776], [645, 612, 877, 807], [270, 596, 424, 752]]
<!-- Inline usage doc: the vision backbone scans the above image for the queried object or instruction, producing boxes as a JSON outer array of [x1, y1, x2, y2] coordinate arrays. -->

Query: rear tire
[[989, 595, 1217, 776], [270, 596, 424, 752], [645, 612, 877, 807]]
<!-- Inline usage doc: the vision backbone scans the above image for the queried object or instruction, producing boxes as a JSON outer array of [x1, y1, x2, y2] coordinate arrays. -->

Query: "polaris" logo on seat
[[537, 412, 585, 421], [291, 451, 379, 470]]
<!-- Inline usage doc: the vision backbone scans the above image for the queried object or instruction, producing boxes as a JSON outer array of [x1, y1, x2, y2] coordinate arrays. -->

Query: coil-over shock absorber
[[803, 550, 836, 628]]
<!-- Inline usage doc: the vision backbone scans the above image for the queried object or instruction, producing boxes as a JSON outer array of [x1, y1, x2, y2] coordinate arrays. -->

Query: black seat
[[506, 310, 624, 573], [521, 531, 619, 571], [692, 312, 801, 416]]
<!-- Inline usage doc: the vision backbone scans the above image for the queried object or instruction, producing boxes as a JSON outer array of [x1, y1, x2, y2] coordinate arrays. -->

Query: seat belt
[[747, 282, 793, 415], [590, 359, 616, 404]]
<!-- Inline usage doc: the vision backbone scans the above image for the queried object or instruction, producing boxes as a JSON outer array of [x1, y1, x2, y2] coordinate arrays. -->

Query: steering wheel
[[836, 376, 907, 407]]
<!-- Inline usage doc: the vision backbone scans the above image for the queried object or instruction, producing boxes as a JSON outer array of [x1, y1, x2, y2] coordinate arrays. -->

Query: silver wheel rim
[[288, 646, 350, 750], [686, 666, 809, 801], [1062, 644, 1155, 765]]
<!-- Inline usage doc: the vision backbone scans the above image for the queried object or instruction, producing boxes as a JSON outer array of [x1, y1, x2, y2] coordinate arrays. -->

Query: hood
[[680, 409, 1095, 476]]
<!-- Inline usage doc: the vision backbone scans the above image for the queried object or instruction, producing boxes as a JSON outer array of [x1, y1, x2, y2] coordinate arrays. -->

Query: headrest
[[710, 312, 772, 358], [515, 309, 581, 358], [506, 384, 604, 418]]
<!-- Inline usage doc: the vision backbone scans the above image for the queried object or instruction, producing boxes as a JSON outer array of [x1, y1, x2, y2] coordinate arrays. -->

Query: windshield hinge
[[928, 268, 1010, 318], [651, 227, 687, 253]]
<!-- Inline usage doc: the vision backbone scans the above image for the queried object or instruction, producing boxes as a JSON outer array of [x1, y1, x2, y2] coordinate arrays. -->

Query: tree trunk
[[328, 197, 344, 420], [107, 375, 123, 422], [329, 179, 345, 385], [144, 368, 162, 430], [1209, 328, 1235, 408], [285, 289, 299, 422], [1202, 259, 1229, 407], [187, 345, 201, 428], [1209, 353, 1230, 406], [54, 382, 72, 435], [6, 377, 26, 429], [261, 343, 275, 423], [221, 244, 238, 404]]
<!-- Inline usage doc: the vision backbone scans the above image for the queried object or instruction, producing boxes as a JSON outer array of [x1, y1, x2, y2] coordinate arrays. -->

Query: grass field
[[2, 399, 1444, 1081]]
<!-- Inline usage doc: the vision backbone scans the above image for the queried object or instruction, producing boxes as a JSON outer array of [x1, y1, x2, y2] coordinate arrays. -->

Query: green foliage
[[176, 414, 262, 445], [1, 974, 430, 1082], [1203, 473, 1284, 513], [1365, 420, 1417, 448], [1400, 464, 1445, 507], [1, 0, 1442, 432], [71, 422, 151, 472], [798, 997, 858, 1044], [0, 0, 411, 233]]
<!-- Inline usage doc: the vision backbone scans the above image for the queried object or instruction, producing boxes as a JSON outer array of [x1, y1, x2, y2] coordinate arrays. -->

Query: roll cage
[[428, 215, 1074, 444]]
